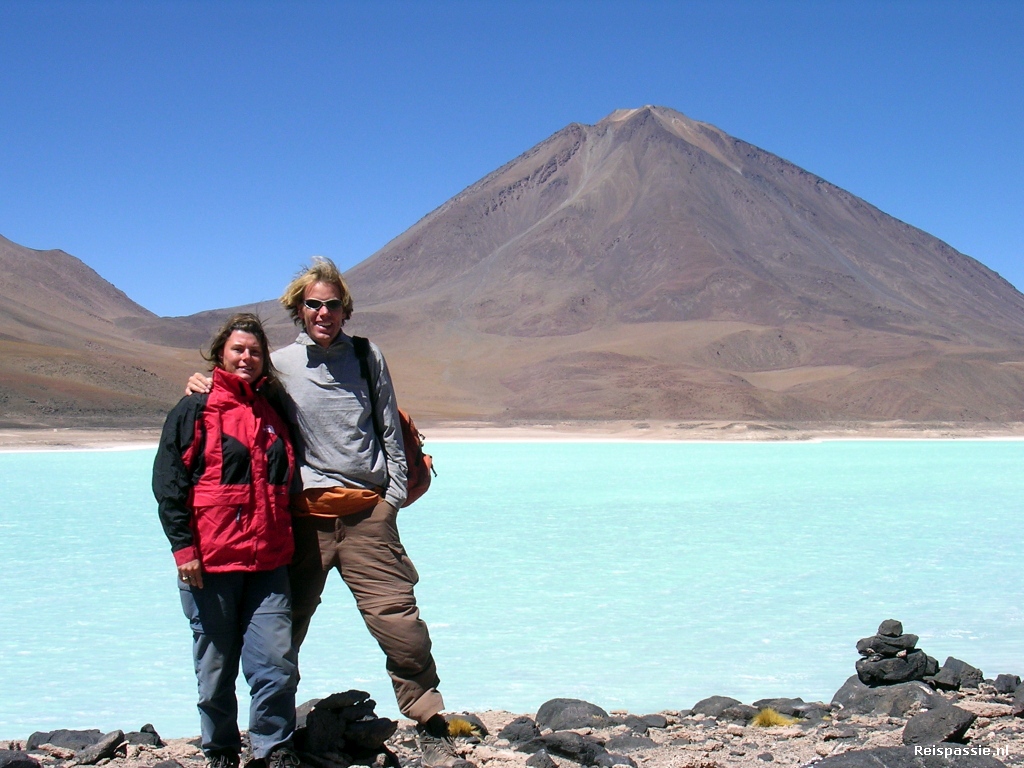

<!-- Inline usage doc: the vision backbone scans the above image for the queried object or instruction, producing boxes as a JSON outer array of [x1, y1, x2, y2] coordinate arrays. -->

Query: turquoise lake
[[1, 440, 1022, 738]]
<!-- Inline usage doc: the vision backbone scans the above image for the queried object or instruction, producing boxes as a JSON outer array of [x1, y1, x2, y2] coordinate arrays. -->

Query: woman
[[153, 313, 299, 768]]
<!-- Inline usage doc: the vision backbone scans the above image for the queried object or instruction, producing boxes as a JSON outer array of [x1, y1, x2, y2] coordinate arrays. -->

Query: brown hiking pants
[[289, 500, 444, 723]]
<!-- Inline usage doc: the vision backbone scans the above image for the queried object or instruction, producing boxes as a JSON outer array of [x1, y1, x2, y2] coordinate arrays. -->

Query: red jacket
[[153, 367, 295, 573]]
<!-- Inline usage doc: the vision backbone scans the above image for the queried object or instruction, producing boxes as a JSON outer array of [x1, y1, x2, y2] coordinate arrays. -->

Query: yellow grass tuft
[[446, 717, 481, 738], [751, 708, 797, 728]]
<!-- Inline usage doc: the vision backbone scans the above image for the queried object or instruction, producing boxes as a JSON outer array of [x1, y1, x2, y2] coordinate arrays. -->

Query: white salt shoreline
[[4, 421, 1024, 452]]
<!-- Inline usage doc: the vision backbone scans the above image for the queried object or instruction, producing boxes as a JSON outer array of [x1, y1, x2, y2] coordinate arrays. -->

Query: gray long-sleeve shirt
[[273, 330, 408, 509]]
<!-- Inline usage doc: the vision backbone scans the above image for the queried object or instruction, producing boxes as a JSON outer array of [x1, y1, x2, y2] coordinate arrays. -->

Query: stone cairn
[[854, 618, 993, 692], [294, 690, 398, 768], [854, 619, 937, 685]]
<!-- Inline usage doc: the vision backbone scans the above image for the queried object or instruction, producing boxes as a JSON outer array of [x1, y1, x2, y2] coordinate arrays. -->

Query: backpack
[[352, 336, 435, 506]]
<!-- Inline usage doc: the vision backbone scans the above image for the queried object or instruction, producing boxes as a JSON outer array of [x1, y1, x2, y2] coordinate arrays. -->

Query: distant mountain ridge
[[3, 105, 1024, 427], [0, 236, 195, 427]]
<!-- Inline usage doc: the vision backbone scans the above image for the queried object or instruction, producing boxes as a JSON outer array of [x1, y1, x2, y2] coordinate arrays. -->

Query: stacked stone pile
[[853, 619, 996, 695], [294, 690, 397, 767], [854, 619, 937, 685]]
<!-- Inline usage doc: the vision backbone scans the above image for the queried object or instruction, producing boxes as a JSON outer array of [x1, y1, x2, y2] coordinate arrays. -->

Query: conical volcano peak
[[601, 104, 686, 123], [349, 101, 1024, 356], [597, 105, 739, 171]]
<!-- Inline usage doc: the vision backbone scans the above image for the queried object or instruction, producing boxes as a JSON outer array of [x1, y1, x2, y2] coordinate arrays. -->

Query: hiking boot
[[267, 747, 300, 768], [208, 754, 240, 768], [416, 716, 471, 768]]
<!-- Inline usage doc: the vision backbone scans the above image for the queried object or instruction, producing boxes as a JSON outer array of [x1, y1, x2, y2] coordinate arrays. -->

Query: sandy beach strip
[[423, 419, 1024, 443], [0, 428, 163, 452], [3, 420, 1024, 452]]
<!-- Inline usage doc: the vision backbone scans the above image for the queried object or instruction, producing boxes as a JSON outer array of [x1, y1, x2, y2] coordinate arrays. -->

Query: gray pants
[[180, 567, 297, 759], [289, 502, 444, 723]]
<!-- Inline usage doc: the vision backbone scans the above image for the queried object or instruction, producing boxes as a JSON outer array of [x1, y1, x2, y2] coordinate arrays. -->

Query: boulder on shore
[[928, 657, 984, 691], [690, 696, 741, 719], [902, 705, 977, 745], [0, 751, 41, 768], [535, 699, 612, 731], [833, 675, 942, 716]]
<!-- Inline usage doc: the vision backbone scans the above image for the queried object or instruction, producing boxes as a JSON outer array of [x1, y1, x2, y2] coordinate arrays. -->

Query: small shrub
[[751, 708, 797, 728], [446, 717, 481, 737]]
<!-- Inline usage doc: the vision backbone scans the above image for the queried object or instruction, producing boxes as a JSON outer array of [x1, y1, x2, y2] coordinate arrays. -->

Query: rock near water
[[855, 619, 939, 686], [902, 705, 977, 746]]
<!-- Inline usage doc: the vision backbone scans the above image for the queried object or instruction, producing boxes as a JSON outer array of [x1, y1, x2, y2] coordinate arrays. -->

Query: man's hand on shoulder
[[185, 372, 213, 396]]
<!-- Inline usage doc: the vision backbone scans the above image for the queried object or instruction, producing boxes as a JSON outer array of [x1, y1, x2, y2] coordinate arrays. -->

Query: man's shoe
[[208, 754, 240, 768], [267, 747, 300, 768], [416, 716, 471, 768]]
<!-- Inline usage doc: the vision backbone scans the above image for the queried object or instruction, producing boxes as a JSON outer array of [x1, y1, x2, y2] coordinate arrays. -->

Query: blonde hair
[[280, 256, 354, 326]]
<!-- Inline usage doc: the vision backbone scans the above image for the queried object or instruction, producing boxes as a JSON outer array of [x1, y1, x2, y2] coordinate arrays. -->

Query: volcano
[[339, 106, 1024, 422], [5, 106, 1024, 427]]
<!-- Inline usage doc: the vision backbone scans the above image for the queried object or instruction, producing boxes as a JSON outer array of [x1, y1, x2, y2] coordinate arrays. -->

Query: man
[[189, 258, 464, 768]]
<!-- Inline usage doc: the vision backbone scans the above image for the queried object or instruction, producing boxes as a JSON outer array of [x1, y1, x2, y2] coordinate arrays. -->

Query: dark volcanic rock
[[1013, 684, 1024, 717], [125, 724, 164, 747], [520, 732, 607, 765], [297, 689, 395, 758], [992, 674, 1020, 694], [535, 699, 611, 731], [295, 698, 321, 729], [639, 714, 668, 729], [813, 745, 1005, 768], [902, 705, 977, 745], [316, 690, 373, 710], [75, 730, 125, 765], [602, 734, 656, 753], [26, 729, 103, 751], [0, 752, 41, 768], [720, 704, 759, 723], [878, 620, 904, 637], [498, 716, 541, 744], [691, 695, 742, 718], [823, 727, 859, 741], [525, 750, 557, 768], [856, 634, 920, 657], [753, 697, 804, 714], [344, 719, 398, 752], [856, 649, 932, 685], [593, 753, 637, 768], [612, 715, 649, 734], [930, 657, 984, 691], [833, 676, 943, 716]]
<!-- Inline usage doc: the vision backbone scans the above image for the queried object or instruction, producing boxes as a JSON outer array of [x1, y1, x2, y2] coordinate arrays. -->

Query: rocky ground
[[3, 681, 1022, 768], [3, 623, 1023, 768]]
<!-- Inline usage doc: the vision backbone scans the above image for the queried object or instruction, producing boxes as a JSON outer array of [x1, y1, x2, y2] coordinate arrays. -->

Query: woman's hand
[[185, 372, 213, 396], [178, 559, 204, 589]]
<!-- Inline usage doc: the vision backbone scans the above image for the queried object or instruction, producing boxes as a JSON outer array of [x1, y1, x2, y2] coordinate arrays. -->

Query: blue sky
[[2, 0, 1021, 317]]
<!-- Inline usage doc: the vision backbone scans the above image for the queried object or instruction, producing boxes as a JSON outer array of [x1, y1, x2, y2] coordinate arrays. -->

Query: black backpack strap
[[352, 336, 385, 449]]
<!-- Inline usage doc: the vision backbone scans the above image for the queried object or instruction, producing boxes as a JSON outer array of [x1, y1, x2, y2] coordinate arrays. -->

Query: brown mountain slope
[[0, 237, 199, 427], [340, 106, 1024, 422], [5, 106, 1024, 427]]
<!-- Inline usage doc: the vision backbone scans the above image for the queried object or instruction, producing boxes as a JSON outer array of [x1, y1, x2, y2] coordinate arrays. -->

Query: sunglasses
[[303, 298, 344, 312]]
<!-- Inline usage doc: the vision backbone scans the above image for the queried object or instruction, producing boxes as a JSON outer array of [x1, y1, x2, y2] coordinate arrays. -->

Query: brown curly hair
[[202, 312, 277, 384]]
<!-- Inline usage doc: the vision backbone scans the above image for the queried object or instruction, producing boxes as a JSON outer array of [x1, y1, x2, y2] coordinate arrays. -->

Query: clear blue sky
[[2, 0, 1021, 317]]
